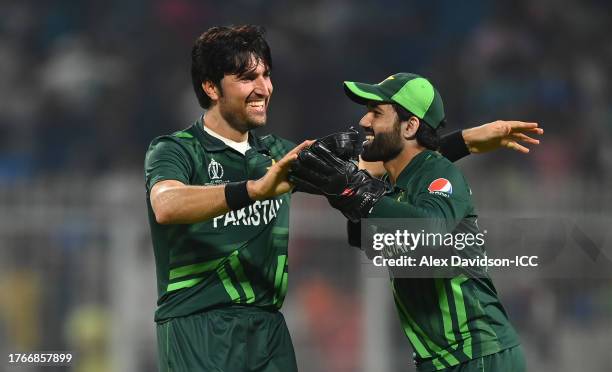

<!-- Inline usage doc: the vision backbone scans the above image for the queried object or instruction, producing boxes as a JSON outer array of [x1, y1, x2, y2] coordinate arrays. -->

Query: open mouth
[[247, 100, 266, 113], [364, 132, 375, 145]]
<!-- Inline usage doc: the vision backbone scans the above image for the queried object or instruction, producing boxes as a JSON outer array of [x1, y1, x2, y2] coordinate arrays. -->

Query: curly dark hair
[[393, 104, 445, 151], [191, 25, 272, 109]]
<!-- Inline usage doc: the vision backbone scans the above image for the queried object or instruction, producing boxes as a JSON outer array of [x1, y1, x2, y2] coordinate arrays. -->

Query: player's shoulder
[[418, 150, 471, 193], [422, 150, 463, 176], [255, 133, 297, 158], [145, 127, 200, 165], [148, 126, 198, 149]]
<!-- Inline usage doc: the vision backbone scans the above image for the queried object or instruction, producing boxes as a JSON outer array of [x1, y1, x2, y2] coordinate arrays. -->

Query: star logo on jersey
[[208, 158, 224, 180], [266, 158, 276, 170], [428, 178, 452, 196]]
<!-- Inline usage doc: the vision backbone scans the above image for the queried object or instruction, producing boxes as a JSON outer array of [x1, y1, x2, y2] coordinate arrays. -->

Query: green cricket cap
[[343, 73, 445, 129]]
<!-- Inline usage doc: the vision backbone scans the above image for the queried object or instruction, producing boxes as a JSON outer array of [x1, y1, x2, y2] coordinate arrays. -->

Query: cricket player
[[145, 25, 310, 372], [145, 25, 540, 372], [290, 73, 527, 371]]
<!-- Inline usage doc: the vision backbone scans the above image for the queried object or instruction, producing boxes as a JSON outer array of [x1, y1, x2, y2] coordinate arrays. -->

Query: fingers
[[297, 149, 338, 176], [511, 132, 540, 145], [291, 140, 315, 155], [291, 176, 323, 195], [275, 153, 297, 169], [290, 168, 326, 190], [510, 127, 544, 135], [277, 140, 315, 168], [503, 121, 543, 137], [504, 121, 539, 130], [310, 142, 348, 168], [502, 139, 530, 154]]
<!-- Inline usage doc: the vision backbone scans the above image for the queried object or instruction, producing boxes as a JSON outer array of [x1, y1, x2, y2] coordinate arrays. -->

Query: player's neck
[[384, 145, 424, 185], [202, 109, 248, 142]]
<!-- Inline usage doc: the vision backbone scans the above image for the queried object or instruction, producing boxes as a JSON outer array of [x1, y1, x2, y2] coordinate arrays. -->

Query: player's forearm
[[151, 179, 277, 224], [152, 184, 230, 224]]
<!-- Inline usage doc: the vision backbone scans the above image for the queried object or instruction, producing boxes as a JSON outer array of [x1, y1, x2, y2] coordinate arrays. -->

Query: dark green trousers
[[441, 345, 526, 372], [157, 306, 297, 372]]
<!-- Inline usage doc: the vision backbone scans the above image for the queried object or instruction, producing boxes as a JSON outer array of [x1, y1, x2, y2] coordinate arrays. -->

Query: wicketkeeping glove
[[316, 127, 362, 161], [291, 128, 362, 194], [289, 140, 391, 222]]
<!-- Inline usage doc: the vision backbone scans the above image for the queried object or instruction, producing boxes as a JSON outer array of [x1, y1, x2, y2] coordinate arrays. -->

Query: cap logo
[[428, 178, 452, 195], [379, 75, 395, 84]]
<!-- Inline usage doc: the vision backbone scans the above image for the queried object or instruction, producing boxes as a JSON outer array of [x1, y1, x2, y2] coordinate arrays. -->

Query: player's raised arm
[[360, 121, 543, 171]]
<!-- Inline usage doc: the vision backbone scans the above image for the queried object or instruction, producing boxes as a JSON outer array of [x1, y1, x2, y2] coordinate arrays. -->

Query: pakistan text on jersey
[[212, 199, 284, 228]]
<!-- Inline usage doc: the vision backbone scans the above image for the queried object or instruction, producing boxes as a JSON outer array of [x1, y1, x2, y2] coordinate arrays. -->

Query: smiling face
[[216, 55, 273, 132], [359, 102, 405, 162]]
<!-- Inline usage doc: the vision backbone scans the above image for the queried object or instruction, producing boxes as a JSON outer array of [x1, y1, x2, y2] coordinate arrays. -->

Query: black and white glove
[[291, 128, 361, 194], [289, 140, 390, 222]]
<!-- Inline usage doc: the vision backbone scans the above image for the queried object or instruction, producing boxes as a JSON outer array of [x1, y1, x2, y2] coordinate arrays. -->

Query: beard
[[361, 122, 403, 162], [218, 98, 267, 133]]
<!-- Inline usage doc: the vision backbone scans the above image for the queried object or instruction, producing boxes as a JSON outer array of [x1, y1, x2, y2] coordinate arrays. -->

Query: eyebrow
[[236, 66, 270, 79], [368, 103, 382, 113], [238, 70, 257, 79]]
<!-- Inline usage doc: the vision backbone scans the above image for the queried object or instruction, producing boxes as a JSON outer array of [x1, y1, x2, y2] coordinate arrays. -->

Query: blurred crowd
[[1, 1, 611, 371], [0, 0, 610, 180]]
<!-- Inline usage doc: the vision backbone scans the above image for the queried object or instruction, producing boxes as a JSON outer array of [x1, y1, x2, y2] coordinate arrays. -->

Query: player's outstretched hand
[[248, 140, 314, 200], [462, 121, 543, 154]]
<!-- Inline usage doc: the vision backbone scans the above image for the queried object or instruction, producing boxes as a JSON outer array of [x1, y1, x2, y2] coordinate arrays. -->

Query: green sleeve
[[144, 137, 193, 192], [369, 164, 472, 232]]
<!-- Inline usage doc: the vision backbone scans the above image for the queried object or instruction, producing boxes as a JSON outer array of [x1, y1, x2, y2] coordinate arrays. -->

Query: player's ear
[[202, 80, 221, 101], [403, 116, 420, 140]]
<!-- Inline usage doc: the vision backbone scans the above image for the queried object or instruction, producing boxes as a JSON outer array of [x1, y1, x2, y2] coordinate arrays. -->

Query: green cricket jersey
[[369, 150, 520, 371], [144, 116, 295, 322]]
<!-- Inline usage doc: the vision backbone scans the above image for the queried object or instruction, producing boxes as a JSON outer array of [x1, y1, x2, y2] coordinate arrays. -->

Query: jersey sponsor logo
[[208, 158, 224, 180], [212, 199, 284, 228], [428, 178, 452, 196]]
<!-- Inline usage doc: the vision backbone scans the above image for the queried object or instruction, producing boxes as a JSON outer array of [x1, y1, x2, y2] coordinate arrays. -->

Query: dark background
[[1, 1, 611, 371]]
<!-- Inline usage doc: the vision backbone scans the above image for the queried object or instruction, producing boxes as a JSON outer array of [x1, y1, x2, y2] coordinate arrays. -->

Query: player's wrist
[[246, 179, 267, 200], [461, 127, 475, 148], [443, 129, 473, 158], [225, 181, 255, 210], [463, 127, 488, 153]]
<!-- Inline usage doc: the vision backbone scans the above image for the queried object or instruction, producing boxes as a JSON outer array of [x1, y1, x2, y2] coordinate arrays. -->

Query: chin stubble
[[220, 104, 265, 133], [361, 127, 403, 162]]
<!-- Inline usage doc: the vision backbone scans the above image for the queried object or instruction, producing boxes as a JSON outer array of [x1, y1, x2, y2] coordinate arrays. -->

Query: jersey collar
[[191, 115, 267, 154]]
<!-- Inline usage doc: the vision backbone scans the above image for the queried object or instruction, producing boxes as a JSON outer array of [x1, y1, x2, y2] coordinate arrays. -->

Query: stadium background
[[1, 0, 611, 371]]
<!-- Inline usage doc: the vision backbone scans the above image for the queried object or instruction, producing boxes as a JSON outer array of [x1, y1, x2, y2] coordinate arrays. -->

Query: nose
[[359, 112, 373, 129], [254, 76, 272, 97]]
